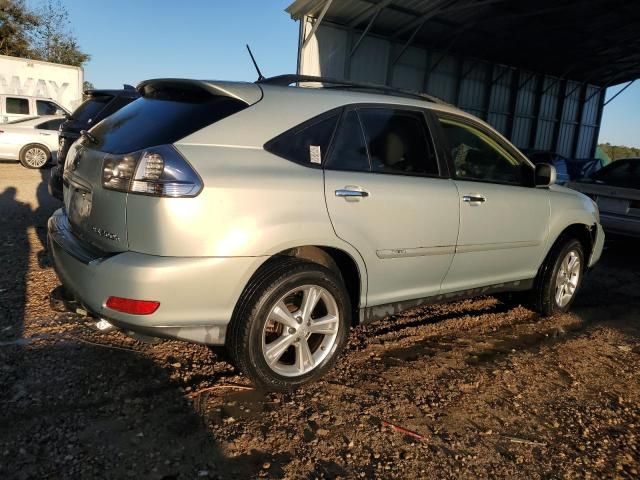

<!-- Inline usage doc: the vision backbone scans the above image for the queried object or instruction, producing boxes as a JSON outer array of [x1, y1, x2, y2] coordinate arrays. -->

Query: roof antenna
[[246, 44, 265, 82]]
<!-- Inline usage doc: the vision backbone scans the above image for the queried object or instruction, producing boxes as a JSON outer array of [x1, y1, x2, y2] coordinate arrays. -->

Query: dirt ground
[[0, 162, 638, 479]]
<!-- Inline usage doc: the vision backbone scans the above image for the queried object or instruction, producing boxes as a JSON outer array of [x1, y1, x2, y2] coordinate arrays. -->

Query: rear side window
[[37, 119, 64, 130], [265, 112, 339, 167], [36, 100, 60, 115], [6, 97, 29, 114], [324, 110, 370, 172], [91, 88, 248, 154], [71, 95, 112, 123], [359, 108, 438, 176]]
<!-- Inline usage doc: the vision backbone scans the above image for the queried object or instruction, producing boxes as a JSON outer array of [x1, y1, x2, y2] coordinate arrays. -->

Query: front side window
[[324, 110, 370, 172], [6, 97, 29, 115], [36, 100, 61, 115], [439, 117, 526, 185], [359, 108, 438, 176], [265, 113, 339, 167]]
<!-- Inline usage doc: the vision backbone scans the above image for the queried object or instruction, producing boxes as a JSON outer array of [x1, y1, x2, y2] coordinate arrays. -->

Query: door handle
[[335, 188, 369, 198], [462, 194, 486, 204]]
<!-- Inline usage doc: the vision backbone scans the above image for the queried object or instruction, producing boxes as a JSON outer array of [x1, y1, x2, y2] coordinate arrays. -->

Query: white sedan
[[0, 115, 64, 168]]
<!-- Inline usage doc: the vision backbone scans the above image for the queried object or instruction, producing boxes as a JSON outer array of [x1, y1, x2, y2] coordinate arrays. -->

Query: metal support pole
[[350, 7, 383, 57], [551, 79, 568, 153], [343, 29, 354, 80], [422, 49, 433, 94], [571, 84, 587, 158], [603, 80, 635, 106], [393, 21, 426, 65], [506, 69, 521, 140], [301, 0, 334, 51], [517, 72, 536, 91], [482, 63, 495, 121], [454, 56, 464, 107], [490, 66, 510, 86], [591, 90, 606, 158], [528, 74, 544, 149]]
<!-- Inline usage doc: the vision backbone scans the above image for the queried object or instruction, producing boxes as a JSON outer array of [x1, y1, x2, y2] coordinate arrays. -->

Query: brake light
[[106, 296, 160, 315], [101, 145, 202, 197]]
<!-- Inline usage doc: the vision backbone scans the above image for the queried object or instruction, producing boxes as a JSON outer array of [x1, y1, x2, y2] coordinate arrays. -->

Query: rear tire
[[227, 258, 350, 391], [533, 238, 584, 316], [19, 144, 50, 169]]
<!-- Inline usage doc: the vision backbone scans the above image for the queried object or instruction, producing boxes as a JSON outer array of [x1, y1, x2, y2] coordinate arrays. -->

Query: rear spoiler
[[136, 79, 263, 106]]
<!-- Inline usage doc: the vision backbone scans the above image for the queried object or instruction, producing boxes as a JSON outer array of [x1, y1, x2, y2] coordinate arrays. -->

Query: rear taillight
[[101, 145, 202, 197], [106, 296, 160, 315]]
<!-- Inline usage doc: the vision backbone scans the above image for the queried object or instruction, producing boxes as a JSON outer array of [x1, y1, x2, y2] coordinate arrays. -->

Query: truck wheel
[[227, 258, 350, 391], [533, 238, 584, 316], [20, 144, 50, 169]]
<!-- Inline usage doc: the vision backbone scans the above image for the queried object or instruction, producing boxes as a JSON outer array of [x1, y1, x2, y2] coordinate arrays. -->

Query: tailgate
[[63, 140, 128, 252]]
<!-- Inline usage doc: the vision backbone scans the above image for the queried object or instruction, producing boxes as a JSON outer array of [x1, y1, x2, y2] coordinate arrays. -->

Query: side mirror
[[535, 163, 556, 187]]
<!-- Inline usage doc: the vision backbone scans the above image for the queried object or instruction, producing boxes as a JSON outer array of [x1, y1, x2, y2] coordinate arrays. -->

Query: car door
[[435, 114, 550, 292], [35, 119, 64, 154], [324, 106, 459, 307], [4, 96, 31, 122]]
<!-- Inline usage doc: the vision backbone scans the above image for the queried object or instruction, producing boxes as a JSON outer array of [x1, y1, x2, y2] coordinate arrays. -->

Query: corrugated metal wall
[[300, 21, 604, 158]]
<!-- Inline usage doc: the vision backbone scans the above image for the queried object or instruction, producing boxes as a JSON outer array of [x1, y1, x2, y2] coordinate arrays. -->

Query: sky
[[29, 0, 639, 148]]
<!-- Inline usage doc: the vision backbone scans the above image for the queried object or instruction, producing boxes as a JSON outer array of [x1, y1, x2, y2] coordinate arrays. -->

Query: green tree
[[30, 0, 89, 66], [598, 143, 640, 161], [0, 0, 39, 57], [82, 80, 94, 100]]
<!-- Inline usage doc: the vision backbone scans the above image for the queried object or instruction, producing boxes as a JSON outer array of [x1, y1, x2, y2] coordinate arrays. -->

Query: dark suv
[[48, 85, 140, 200]]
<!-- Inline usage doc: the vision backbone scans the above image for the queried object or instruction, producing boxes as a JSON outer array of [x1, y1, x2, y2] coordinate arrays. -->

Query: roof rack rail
[[258, 74, 446, 105]]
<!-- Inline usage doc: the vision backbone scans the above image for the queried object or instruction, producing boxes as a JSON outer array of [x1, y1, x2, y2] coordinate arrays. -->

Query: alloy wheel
[[261, 285, 340, 377], [24, 147, 48, 168], [554, 250, 581, 307]]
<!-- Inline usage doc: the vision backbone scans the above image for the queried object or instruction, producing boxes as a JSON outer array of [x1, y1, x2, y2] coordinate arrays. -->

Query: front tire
[[19, 144, 50, 169], [227, 258, 351, 391], [534, 238, 585, 316]]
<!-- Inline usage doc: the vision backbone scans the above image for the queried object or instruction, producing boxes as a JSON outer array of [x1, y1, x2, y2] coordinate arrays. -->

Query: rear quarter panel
[[125, 145, 368, 305]]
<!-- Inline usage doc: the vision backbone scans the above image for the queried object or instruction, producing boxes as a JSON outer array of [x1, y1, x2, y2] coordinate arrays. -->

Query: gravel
[[1, 163, 639, 479]]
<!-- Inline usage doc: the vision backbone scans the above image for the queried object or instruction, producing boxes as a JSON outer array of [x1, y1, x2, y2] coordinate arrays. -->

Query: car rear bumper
[[48, 208, 262, 345], [600, 212, 640, 238]]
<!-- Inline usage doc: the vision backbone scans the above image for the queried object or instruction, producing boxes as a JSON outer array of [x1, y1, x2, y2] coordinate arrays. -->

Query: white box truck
[[0, 54, 83, 122]]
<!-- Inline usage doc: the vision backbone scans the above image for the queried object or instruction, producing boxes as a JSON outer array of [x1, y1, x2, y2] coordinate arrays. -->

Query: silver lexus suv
[[48, 75, 604, 390]]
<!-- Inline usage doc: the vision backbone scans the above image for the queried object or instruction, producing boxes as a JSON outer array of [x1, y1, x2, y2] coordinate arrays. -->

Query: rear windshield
[[90, 87, 248, 154], [71, 95, 113, 123]]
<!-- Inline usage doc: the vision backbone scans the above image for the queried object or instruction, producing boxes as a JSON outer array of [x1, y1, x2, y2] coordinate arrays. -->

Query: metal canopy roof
[[287, 0, 640, 87]]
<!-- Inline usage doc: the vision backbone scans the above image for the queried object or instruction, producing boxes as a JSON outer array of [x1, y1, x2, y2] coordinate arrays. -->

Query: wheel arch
[[276, 245, 365, 326], [20, 142, 51, 158], [547, 222, 595, 265]]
